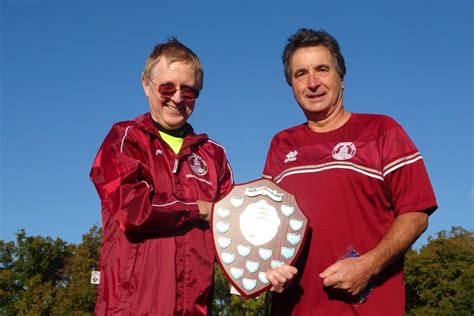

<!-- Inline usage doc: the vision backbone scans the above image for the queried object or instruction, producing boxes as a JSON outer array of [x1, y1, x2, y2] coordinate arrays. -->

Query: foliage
[[405, 226, 474, 316], [0, 227, 101, 315], [1, 225, 472, 315], [0, 230, 73, 315], [52, 225, 102, 315], [213, 264, 271, 315], [0, 240, 18, 315]]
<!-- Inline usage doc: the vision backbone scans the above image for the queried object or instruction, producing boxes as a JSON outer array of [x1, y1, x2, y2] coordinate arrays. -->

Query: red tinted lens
[[158, 84, 177, 97], [157, 83, 199, 101], [181, 88, 199, 100]]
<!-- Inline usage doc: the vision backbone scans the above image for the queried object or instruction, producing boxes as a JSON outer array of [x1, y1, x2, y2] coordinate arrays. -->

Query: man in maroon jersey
[[263, 28, 437, 315]]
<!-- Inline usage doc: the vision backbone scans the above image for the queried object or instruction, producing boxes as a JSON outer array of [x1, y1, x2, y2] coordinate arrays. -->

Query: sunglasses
[[150, 81, 200, 101]]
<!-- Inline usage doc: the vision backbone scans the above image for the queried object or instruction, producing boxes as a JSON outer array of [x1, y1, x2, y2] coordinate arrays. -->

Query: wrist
[[199, 213, 210, 221], [361, 251, 382, 276]]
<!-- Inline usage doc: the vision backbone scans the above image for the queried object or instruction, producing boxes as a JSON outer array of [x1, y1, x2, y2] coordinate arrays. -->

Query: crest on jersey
[[188, 153, 208, 176], [332, 142, 356, 160], [284, 150, 298, 163]]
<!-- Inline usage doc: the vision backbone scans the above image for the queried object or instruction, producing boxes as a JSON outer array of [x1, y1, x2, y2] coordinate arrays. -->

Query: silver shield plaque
[[212, 178, 308, 298]]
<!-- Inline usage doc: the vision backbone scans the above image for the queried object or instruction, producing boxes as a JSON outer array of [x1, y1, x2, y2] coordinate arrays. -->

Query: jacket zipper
[[172, 158, 179, 174]]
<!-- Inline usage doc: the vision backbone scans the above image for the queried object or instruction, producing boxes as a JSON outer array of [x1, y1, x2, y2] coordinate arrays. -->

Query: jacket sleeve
[[90, 124, 200, 234], [217, 148, 234, 199]]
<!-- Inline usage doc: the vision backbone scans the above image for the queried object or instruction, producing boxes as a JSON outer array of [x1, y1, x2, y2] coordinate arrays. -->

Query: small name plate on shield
[[212, 178, 308, 298]]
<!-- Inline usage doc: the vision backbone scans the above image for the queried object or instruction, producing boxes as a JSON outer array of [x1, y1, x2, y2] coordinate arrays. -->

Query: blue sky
[[1, 1, 472, 249]]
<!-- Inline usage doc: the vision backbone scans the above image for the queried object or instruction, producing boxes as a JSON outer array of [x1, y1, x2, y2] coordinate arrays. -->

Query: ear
[[342, 80, 345, 90], [142, 77, 150, 97]]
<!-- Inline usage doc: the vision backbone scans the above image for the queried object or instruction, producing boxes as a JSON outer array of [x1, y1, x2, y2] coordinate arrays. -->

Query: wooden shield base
[[211, 178, 308, 298]]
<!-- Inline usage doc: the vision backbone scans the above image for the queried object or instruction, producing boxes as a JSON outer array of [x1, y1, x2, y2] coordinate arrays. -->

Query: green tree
[[0, 240, 18, 315], [0, 230, 73, 315], [52, 225, 102, 315], [213, 264, 232, 315], [213, 264, 271, 315], [405, 226, 474, 316], [5, 225, 471, 315], [0, 227, 101, 315]]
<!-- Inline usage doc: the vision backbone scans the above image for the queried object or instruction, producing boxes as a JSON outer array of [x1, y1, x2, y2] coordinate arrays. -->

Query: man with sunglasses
[[263, 29, 437, 315], [90, 38, 233, 315]]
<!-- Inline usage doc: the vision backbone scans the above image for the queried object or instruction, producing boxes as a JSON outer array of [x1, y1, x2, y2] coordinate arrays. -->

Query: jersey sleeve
[[381, 123, 437, 217], [262, 137, 279, 180], [90, 124, 200, 234]]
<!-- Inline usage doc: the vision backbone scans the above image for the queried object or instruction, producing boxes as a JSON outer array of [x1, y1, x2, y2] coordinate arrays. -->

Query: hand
[[319, 255, 375, 296], [266, 264, 297, 293], [196, 200, 213, 221]]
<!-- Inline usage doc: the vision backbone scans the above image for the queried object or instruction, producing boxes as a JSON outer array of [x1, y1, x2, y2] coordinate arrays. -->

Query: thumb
[[319, 263, 338, 279]]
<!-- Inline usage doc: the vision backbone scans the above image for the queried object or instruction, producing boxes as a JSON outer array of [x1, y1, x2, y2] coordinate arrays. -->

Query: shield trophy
[[211, 178, 308, 298]]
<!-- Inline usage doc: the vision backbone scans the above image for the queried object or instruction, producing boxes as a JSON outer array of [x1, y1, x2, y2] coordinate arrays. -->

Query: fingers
[[319, 262, 340, 287], [275, 264, 298, 277], [196, 200, 212, 221], [319, 261, 340, 279], [320, 261, 351, 288], [266, 264, 297, 293], [321, 273, 341, 288], [319, 259, 370, 294]]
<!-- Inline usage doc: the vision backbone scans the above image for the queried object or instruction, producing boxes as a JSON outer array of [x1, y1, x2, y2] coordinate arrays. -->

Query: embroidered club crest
[[284, 150, 298, 163], [332, 142, 356, 160], [188, 153, 208, 176]]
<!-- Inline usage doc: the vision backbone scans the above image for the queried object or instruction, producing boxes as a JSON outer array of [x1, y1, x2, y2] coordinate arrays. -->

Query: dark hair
[[142, 37, 204, 89], [282, 28, 346, 85]]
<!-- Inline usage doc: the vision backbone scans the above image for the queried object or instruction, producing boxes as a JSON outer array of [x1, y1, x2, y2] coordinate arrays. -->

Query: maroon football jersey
[[263, 113, 437, 315]]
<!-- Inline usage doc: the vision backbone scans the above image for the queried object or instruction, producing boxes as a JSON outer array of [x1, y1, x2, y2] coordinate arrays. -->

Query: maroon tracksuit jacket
[[91, 113, 233, 315]]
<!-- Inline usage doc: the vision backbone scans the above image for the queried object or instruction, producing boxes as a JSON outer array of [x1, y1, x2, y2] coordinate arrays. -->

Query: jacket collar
[[134, 113, 209, 150]]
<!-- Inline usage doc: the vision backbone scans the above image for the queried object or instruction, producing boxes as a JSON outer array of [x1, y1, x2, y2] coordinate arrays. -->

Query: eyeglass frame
[[148, 78, 200, 102]]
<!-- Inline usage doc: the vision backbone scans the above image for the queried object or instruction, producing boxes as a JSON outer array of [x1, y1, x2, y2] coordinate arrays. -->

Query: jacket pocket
[[118, 235, 139, 303]]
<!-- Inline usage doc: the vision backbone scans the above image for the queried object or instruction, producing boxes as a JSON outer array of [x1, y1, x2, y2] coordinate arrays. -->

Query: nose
[[307, 73, 320, 90], [170, 89, 184, 104]]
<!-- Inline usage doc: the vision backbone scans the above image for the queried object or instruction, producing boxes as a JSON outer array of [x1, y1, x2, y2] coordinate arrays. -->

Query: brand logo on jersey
[[188, 153, 208, 176], [332, 142, 356, 160], [284, 150, 298, 163], [155, 149, 163, 156]]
